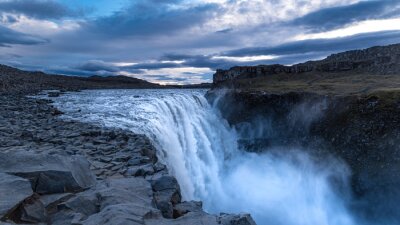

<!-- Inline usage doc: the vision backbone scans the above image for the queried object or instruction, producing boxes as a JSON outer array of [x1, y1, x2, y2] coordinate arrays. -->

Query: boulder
[[20, 197, 47, 223], [125, 164, 154, 177], [50, 177, 155, 225], [145, 211, 221, 225], [58, 195, 99, 217], [82, 203, 160, 225], [50, 210, 85, 225], [151, 176, 180, 193], [173, 201, 203, 218], [0, 152, 95, 194], [38, 193, 74, 213], [145, 211, 257, 225], [96, 177, 153, 210], [151, 176, 182, 218], [0, 173, 33, 220]]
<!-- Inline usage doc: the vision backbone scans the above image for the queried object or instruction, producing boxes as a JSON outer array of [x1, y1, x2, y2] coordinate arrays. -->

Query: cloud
[[86, 0, 220, 37], [76, 60, 119, 72], [123, 62, 182, 70], [150, 75, 189, 82], [216, 28, 233, 34], [289, 0, 400, 32], [0, 0, 81, 20], [222, 30, 400, 57], [0, 24, 48, 46], [2, 0, 400, 85]]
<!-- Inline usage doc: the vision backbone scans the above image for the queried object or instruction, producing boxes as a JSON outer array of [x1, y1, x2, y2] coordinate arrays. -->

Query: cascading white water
[[49, 89, 356, 225]]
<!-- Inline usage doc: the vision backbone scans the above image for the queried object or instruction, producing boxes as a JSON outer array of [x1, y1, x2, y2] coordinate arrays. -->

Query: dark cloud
[[0, 0, 81, 20], [222, 30, 400, 57], [289, 0, 400, 32], [3, 14, 17, 23], [150, 75, 188, 82], [123, 62, 182, 70], [76, 60, 119, 72], [0, 25, 48, 46], [0, 53, 21, 59], [216, 28, 233, 34], [154, 31, 400, 70], [86, 0, 220, 37]]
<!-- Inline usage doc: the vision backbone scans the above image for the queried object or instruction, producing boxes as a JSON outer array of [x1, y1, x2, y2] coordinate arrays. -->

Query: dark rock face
[[208, 90, 400, 223], [213, 44, 400, 84]]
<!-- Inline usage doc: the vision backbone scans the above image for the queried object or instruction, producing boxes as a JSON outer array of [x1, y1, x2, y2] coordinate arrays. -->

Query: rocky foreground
[[0, 94, 255, 225]]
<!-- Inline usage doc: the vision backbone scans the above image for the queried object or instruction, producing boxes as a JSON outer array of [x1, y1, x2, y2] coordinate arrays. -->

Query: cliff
[[213, 43, 400, 90], [209, 43, 400, 223]]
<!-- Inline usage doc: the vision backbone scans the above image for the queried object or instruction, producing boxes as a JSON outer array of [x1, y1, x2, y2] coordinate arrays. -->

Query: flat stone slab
[[0, 172, 33, 219], [0, 152, 95, 194]]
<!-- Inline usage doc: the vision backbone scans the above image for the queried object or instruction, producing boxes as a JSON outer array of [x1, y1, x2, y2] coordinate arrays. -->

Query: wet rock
[[127, 156, 148, 166], [58, 195, 99, 217], [113, 153, 131, 162], [0, 152, 95, 194], [70, 213, 86, 225], [38, 193, 74, 213], [20, 197, 47, 223], [50, 210, 85, 225], [82, 203, 160, 225], [79, 178, 159, 225], [51, 109, 64, 116], [151, 176, 182, 218], [0, 173, 33, 220], [218, 213, 257, 225], [48, 92, 61, 98], [173, 201, 202, 218], [153, 161, 167, 172], [152, 176, 180, 193], [97, 177, 153, 209], [145, 211, 220, 225], [125, 164, 154, 177]]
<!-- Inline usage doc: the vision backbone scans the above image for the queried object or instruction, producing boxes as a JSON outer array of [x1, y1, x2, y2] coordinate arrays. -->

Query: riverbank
[[0, 93, 255, 225]]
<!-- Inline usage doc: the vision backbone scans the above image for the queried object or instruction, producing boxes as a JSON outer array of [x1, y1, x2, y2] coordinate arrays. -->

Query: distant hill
[[0, 64, 210, 94]]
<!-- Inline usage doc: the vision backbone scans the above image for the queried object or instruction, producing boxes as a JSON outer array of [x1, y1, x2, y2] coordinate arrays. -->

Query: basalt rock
[[0, 173, 33, 220], [213, 43, 400, 84], [0, 152, 95, 194], [151, 176, 182, 218]]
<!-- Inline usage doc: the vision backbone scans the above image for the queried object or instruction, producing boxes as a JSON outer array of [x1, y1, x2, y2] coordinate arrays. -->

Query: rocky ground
[[0, 94, 255, 225]]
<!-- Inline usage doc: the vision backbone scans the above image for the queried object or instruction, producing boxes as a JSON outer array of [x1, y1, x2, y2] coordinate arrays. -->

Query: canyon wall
[[213, 44, 400, 84]]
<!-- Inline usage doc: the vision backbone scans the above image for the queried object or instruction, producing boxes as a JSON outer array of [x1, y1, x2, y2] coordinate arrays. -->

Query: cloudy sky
[[0, 0, 400, 84]]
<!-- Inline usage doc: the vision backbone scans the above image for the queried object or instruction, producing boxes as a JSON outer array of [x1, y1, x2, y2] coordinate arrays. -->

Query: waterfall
[[50, 89, 356, 225], [129, 91, 355, 225]]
